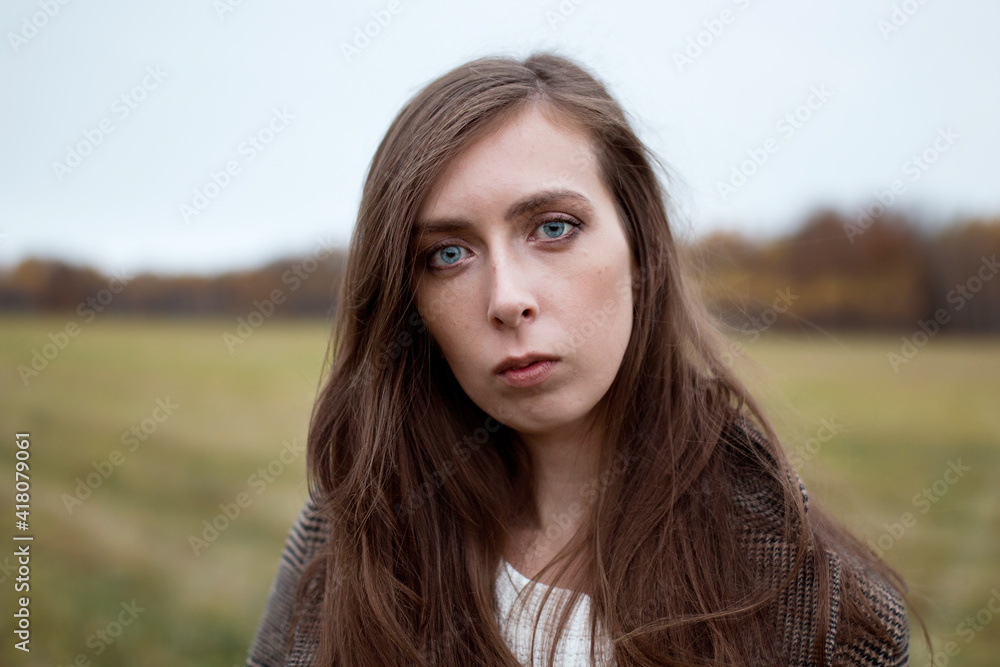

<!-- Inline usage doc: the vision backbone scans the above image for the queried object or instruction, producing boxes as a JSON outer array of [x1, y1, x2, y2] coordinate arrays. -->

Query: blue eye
[[431, 245, 465, 267], [540, 220, 567, 238], [536, 217, 579, 240]]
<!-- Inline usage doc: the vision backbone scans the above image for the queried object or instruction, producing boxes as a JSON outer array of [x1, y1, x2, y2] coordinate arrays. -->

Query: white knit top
[[495, 559, 614, 666]]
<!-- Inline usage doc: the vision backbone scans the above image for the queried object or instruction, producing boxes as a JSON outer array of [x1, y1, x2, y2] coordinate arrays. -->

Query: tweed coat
[[245, 420, 910, 666]]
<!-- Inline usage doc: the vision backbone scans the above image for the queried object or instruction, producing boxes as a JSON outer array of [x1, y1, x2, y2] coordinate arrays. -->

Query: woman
[[246, 51, 913, 666]]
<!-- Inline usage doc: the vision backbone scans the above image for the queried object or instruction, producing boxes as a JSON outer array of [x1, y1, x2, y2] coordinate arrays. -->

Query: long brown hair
[[293, 51, 913, 665]]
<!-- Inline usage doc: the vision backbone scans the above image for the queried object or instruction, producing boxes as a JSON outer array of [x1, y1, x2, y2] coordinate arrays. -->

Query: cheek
[[416, 283, 461, 337], [583, 254, 634, 352], [416, 288, 476, 363], [577, 243, 633, 314]]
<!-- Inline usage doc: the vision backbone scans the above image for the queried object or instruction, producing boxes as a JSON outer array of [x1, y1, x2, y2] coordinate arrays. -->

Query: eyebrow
[[412, 188, 596, 237]]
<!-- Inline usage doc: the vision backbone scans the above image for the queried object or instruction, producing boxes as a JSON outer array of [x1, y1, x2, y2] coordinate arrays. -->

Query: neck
[[503, 420, 606, 589], [517, 419, 605, 540]]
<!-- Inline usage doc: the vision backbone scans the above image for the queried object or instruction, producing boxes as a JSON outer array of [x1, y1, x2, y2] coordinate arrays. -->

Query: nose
[[487, 250, 537, 328]]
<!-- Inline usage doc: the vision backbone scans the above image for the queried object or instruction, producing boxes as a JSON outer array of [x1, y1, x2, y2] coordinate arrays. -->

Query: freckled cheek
[[417, 289, 478, 360], [572, 260, 630, 317], [417, 285, 460, 331], [585, 261, 634, 345]]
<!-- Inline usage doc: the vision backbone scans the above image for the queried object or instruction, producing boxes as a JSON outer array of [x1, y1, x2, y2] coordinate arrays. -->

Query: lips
[[496, 358, 558, 389], [493, 353, 560, 375]]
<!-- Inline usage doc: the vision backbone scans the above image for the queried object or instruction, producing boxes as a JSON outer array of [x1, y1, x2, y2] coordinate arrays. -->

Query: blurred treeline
[[691, 209, 1000, 333], [2, 209, 999, 332], [0, 252, 347, 318]]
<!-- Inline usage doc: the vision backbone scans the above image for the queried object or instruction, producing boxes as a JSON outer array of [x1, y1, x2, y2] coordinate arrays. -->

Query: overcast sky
[[2, 0, 998, 275]]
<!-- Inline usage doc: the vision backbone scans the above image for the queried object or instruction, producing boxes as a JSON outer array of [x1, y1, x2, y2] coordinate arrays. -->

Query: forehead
[[416, 104, 601, 223]]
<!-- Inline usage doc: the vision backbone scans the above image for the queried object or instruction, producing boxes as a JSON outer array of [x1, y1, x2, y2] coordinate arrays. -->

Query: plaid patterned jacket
[[245, 421, 910, 666]]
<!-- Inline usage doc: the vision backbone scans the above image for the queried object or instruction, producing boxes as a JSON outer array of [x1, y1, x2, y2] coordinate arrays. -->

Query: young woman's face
[[411, 104, 636, 439]]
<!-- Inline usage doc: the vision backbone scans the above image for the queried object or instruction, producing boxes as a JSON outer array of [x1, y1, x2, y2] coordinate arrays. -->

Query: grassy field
[[0, 316, 997, 666]]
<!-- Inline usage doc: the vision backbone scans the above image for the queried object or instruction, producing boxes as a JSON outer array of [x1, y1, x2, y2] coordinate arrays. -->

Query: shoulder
[[720, 415, 909, 666], [718, 414, 809, 533], [245, 496, 330, 666], [829, 552, 910, 666], [281, 496, 330, 567]]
